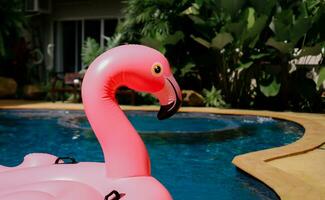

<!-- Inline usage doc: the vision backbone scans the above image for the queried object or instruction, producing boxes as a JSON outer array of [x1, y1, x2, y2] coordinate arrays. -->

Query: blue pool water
[[0, 110, 304, 200]]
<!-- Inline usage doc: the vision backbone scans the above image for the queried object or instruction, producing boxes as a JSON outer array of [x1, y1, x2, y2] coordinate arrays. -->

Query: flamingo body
[[0, 45, 181, 199]]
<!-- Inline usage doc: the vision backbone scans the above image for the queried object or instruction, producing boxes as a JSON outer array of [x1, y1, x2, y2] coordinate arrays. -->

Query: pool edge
[[183, 107, 325, 200], [1, 100, 325, 199]]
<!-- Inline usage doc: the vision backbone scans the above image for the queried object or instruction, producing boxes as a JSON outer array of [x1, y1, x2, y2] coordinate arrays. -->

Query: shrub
[[119, 0, 325, 111]]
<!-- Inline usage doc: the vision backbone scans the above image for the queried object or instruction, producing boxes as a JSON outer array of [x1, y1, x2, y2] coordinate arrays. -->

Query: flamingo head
[[105, 44, 182, 120]]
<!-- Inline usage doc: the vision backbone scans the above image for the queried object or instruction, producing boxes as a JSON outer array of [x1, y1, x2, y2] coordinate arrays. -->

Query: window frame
[[53, 17, 118, 72]]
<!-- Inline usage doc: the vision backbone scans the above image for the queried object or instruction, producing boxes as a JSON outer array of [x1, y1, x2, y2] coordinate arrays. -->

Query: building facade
[[27, 0, 122, 74]]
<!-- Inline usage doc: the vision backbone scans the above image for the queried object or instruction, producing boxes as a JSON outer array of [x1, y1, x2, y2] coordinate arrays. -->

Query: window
[[84, 20, 101, 43], [54, 18, 117, 72], [104, 19, 118, 37]]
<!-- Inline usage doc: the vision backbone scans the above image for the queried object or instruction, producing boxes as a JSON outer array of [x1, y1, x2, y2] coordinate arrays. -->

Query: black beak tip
[[157, 98, 181, 120]]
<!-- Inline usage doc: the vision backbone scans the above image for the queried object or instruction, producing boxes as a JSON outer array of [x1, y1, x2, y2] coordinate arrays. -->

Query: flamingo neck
[[82, 73, 150, 178]]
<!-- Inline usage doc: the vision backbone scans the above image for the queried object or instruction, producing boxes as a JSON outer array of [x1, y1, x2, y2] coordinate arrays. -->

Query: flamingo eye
[[151, 63, 163, 77]]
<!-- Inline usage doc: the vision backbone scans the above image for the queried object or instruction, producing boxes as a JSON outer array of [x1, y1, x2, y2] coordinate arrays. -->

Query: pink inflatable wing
[[0, 44, 182, 200]]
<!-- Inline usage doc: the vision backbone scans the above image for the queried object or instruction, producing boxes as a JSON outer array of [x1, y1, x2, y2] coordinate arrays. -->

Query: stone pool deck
[[1, 99, 325, 200]]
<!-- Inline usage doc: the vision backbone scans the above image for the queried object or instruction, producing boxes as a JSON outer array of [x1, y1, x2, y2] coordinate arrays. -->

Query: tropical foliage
[[0, 0, 26, 58], [81, 38, 103, 68], [81, 34, 122, 68], [119, 0, 324, 112], [203, 86, 228, 107]]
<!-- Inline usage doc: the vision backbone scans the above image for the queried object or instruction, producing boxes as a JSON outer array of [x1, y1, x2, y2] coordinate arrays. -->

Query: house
[[26, 0, 122, 74]]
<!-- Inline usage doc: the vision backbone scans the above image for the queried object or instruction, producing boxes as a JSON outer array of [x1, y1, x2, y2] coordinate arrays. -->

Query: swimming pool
[[0, 110, 303, 200]]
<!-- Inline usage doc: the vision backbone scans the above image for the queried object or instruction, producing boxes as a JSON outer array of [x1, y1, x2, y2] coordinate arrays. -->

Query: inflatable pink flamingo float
[[0, 45, 182, 200]]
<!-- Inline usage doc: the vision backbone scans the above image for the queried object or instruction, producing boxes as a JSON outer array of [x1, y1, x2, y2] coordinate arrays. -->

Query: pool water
[[0, 110, 304, 200]]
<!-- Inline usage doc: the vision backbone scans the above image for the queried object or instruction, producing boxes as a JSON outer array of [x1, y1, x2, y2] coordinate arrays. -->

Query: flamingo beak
[[153, 76, 182, 120]]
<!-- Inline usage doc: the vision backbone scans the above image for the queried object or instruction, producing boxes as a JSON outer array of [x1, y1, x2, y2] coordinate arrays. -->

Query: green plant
[[81, 38, 104, 67], [0, 0, 26, 58], [203, 86, 228, 107], [318, 66, 325, 89], [81, 34, 122, 68], [103, 33, 123, 51], [120, 0, 324, 112], [262, 0, 324, 111], [137, 92, 157, 105]]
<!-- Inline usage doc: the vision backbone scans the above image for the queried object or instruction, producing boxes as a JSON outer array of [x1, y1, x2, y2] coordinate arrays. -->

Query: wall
[[32, 0, 122, 74], [51, 0, 122, 20]]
